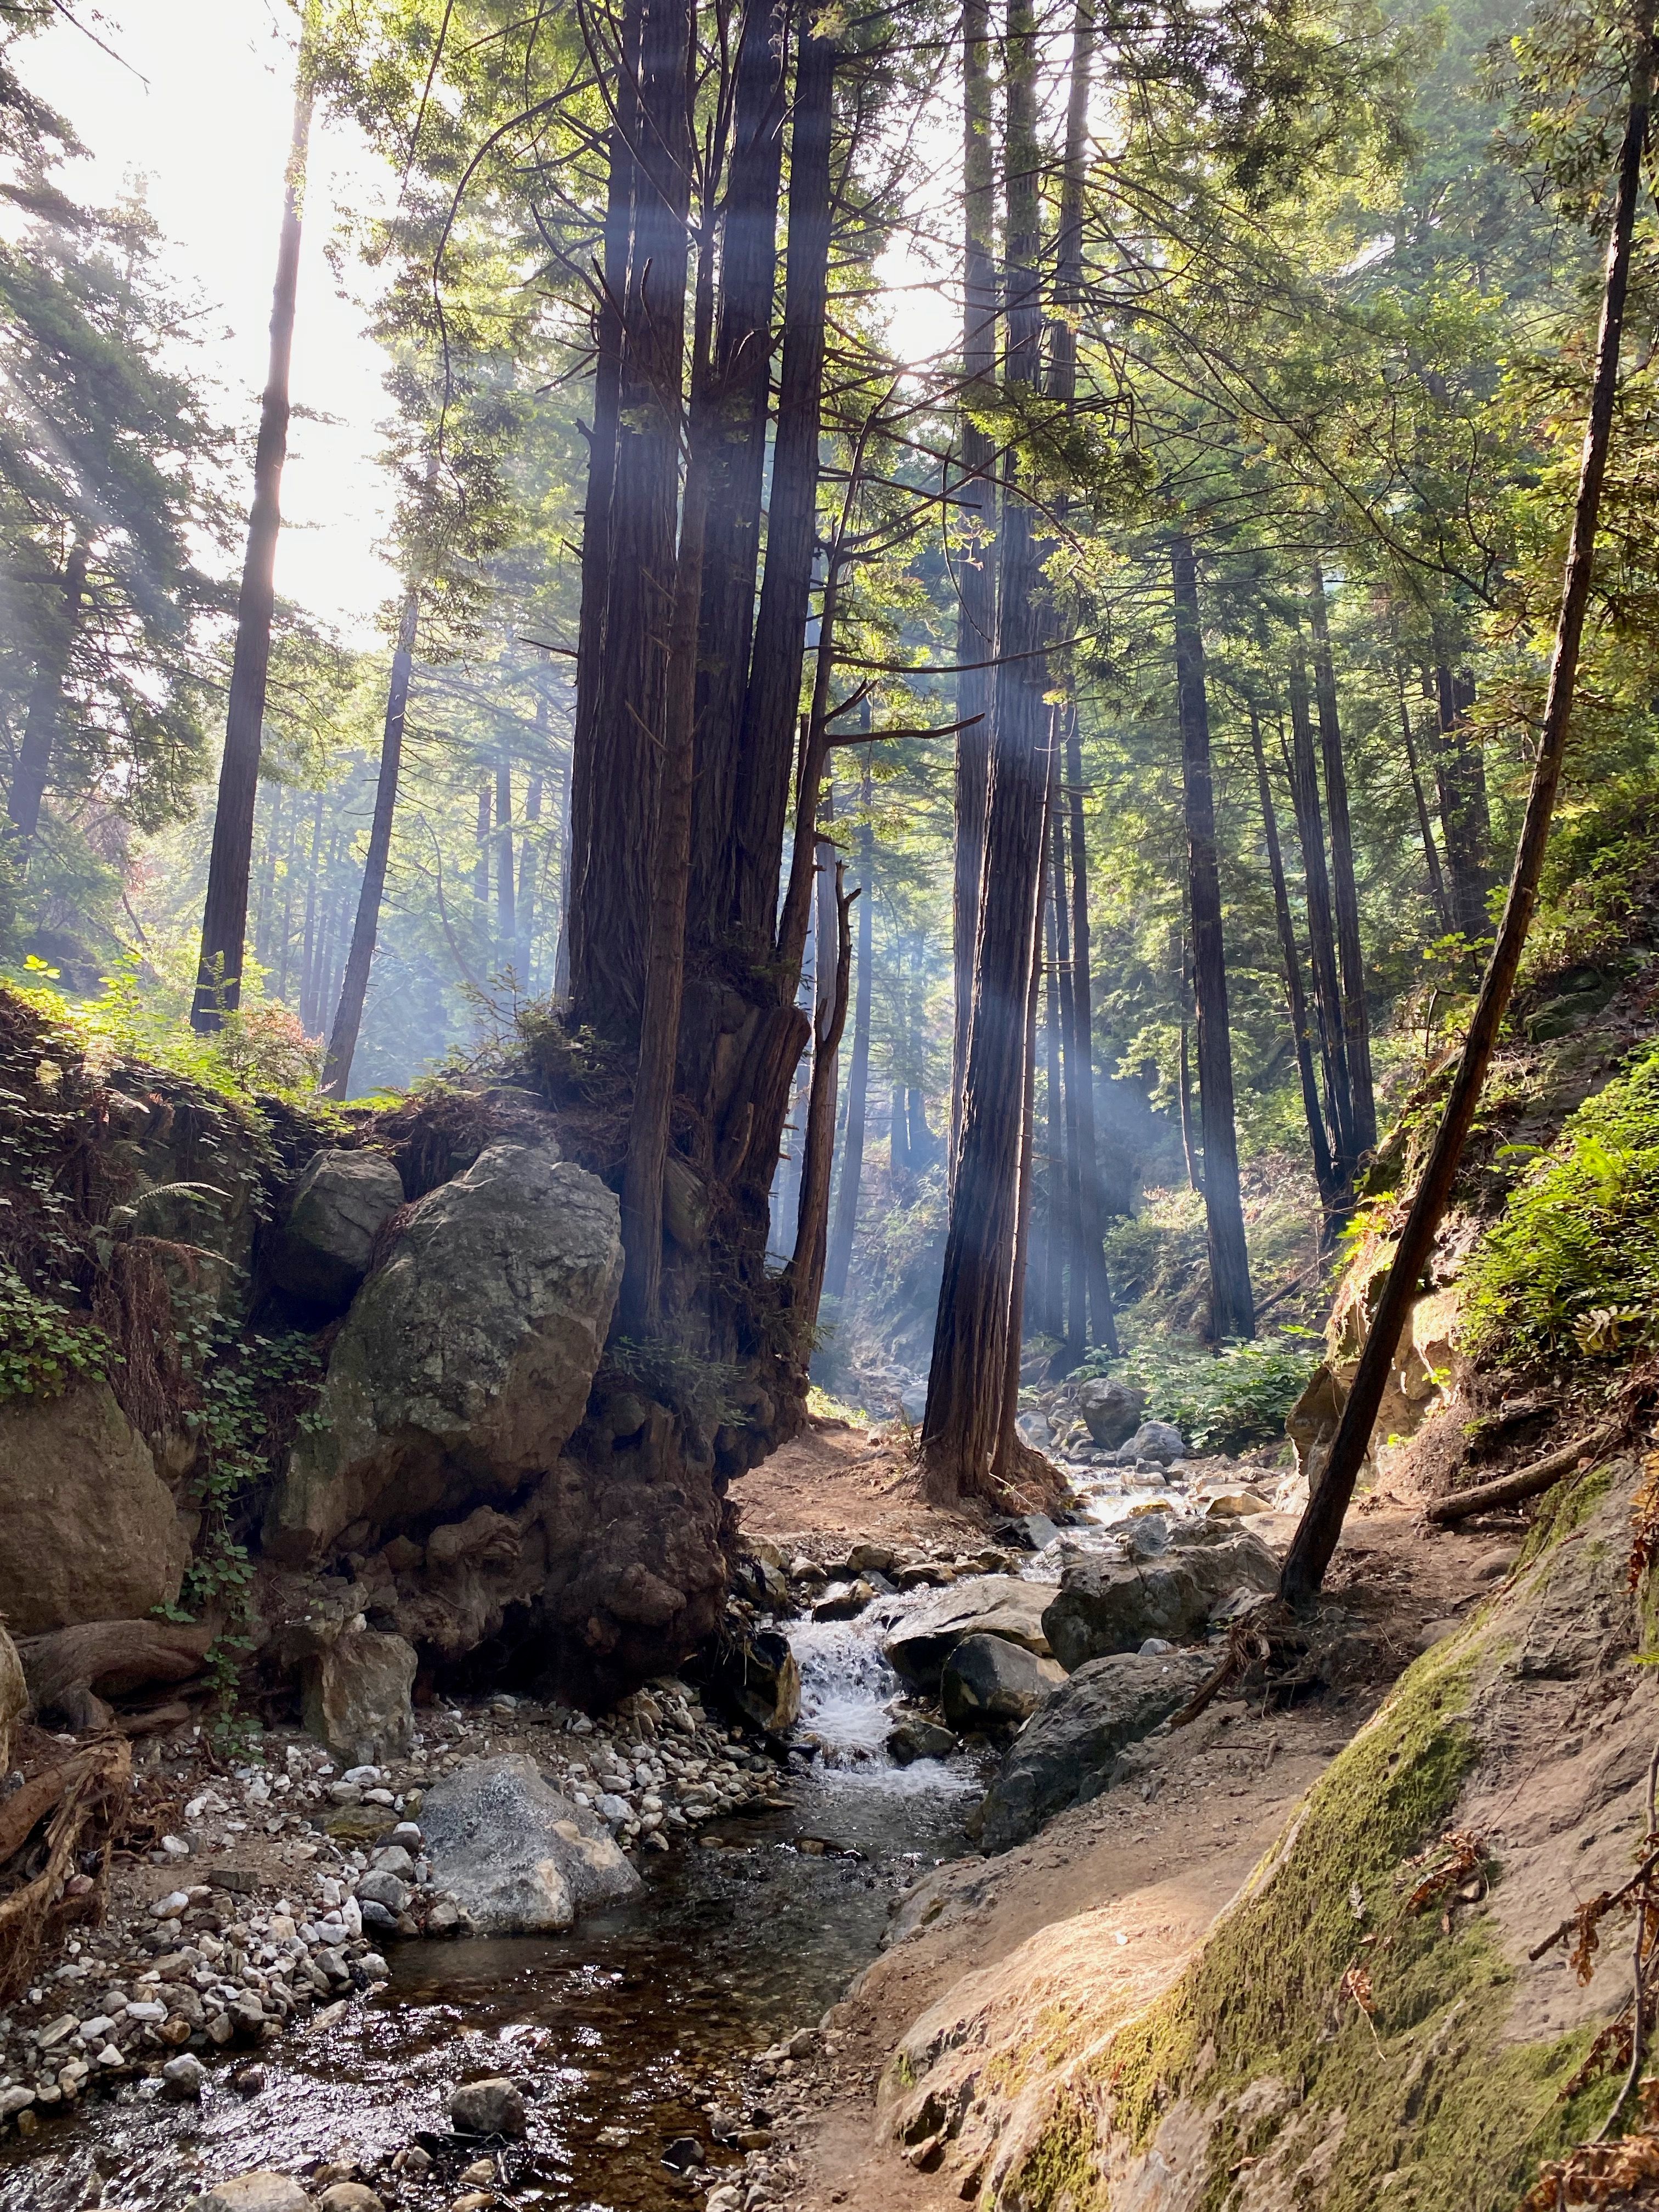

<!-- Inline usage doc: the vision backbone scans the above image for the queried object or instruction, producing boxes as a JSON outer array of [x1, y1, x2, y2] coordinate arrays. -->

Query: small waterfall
[[787, 1598, 971, 1795]]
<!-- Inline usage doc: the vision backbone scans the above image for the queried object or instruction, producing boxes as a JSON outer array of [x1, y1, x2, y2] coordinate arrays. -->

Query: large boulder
[[270, 1149, 404, 1307], [1041, 1525, 1279, 1672], [1115, 1419, 1186, 1466], [420, 1753, 642, 1933], [1075, 1376, 1147, 1449], [300, 1628, 416, 1767], [978, 1646, 1215, 1849], [941, 1633, 1065, 1729], [884, 1577, 1054, 1690], [0, 1379, 190, 1634], [263, 1144, 623, 1565]]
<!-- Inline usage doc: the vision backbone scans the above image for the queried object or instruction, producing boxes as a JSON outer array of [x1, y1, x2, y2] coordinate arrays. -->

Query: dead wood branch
[[0, 1733, 131, 1999], [20, 1620, 215, 1734], [1424, 1426, 1615, 1526]]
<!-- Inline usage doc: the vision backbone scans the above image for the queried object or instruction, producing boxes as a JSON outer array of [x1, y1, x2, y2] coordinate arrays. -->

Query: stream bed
[[0, 1606, 982, 2212]]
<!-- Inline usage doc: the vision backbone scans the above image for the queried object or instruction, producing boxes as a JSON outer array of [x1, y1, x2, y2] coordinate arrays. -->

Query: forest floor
[[729, 1422, 1527, 2212]]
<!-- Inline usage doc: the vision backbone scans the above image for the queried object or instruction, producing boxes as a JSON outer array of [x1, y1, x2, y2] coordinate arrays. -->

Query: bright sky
[[24, 0, 399, 641]]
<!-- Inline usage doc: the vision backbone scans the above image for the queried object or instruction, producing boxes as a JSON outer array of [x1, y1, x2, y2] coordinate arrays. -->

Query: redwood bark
[[323, 590, 417, 1099], [788, 842, 853, 1319], [1051, 800, 1085, 1359], [1280, 20, 1651, 1604], [1064, 717, 1118, 1355], [6, 540, 89, 847], [193, 54, 312, 1030], [824, 764, 873, 1305], [1286, 651, 1355, 1178], [1040, 846, 1065, 1341], [1171, 534, 1252, 1341]]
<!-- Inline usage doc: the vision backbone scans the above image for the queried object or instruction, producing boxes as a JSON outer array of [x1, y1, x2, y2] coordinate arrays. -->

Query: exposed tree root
[[19, 1619, 215, 1733], [0, 1733, 131, 2000]]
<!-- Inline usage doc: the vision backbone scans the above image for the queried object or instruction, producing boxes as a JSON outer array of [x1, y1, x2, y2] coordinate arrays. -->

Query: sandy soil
[[724, 1428, 1526, 2212]]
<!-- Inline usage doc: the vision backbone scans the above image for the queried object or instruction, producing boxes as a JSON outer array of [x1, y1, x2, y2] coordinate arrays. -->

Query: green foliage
[[607, 1336, 750, 1436], [0, 1262, 106, 1401], [1077, 1330, 1321, 1452], [1462, 1045, 1659, 1364]]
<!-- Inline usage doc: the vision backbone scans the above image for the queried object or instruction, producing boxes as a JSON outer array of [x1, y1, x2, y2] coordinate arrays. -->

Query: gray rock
[[271, 1150, 404, 1308], [706, 1627, 800, 1733], [1118, 1419, 1186, 1466], [420, 1753, 642, 1933], [356, 1867, 411, 1914], [887, 1717, 957, 1765], [978, 1648, 1215, 1849], [189, 2176, 312, 2212], [449, 2076, 526, 2138], [162, 2052, 207, 2100], [1075, 1376, 1147, 1448], [317, 2188, 383, 2212], [1015, 1412, 1052, 1449], [1041, 1528, 1279, 1672], [940, 1633, 1066, 1729], [371, 1843, 416, 1878], [899, 1381, 928, 1424], [884, 1577, 1053, 1690], [301, 1629, 416, 1768], [0, 1379, 190, 1634], [813, 1579, 876, 1622], [264, 1144, 622, 1565]]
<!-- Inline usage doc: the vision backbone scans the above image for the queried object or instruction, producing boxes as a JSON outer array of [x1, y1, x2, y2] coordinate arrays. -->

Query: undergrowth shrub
[[1073, 1331, 1320, 1453], [1462, 1044, 1659, 1364]]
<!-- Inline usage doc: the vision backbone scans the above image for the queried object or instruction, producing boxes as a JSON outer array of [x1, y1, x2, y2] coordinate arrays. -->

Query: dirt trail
[[730, 1423, 1524, 2210]]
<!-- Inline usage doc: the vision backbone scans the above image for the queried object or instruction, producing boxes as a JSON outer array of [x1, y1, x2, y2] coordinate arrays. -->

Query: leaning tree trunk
[[193, 42, 313, 1031], [1308, 562, 1375, 1155], [949, 0, 999, 1171], [323, 589, 418, 1098], [920, 0, 1051, 1504], [1171, 534, 1253, 1341], [825, 763, 874, 1305], [1248, 701, 1339, 1216], [6, 540, 89, 848], [1280, 20, 1651, 1605]]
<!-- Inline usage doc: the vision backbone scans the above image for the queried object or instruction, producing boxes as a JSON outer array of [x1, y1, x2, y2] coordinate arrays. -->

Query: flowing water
[[0, 1601, 982, 2212]]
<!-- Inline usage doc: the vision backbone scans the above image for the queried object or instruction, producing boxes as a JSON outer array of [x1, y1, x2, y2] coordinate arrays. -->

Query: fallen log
[[19, 1619, 215, 1733], [1423, 1426, 1615, 1527], [0, 1733, 131, 1998]]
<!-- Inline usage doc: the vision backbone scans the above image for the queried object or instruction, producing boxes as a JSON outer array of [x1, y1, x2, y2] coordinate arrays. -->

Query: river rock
[[978, 1647, 1215, 1849], [0, 1379, 190, 1633], [270, 1149, 404, 1308], [0, 1619, 23, 1772], [189, 2175, 312, 2212], [449, 2077, 526, 2137], [704, 1627, 800, 1734], [263, 1144, 623, 1564], [1041, 1526, 1280, 1671], [888, 1717, 957, 1764], [940, 1633, 1066, 1729], [884, 1577, 1053, 1690], [420, 1753, 642, 1933], [301, 1628, 416, 1768], [1076, 1376, 1147, 1448], [1115, 1419, 1186, 1466]]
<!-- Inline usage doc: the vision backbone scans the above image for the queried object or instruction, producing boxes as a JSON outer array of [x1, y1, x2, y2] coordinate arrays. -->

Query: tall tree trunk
[[495, 753, 515, 952], [950, 0, 998, 1171], [689, 0, 787, 939], [192, 42, 313, 1031], [473, 781, 490, 905], [1248, 701, 1338, 1214], [254, 786, 281, 971], [1432, 650, 1492, 938], [569, 0, 692, 1037], [1282, 19, 1651, 1605], [1179, 975, 1201, 1194], [1052, 800, 1086, 1361], [6, 539, 89, 848], [890, 1086, 911, 1188], [517, 764, 543, 986], [323, 590, 417, 1098], [920, 0, 1050, 1503], [1064, 716, 1118, 1355], [277, 786, 302, 999], [1171, 534, 1253, 1341], [824, 763, 873, 1305], [1397, 669, 1451, 930], [1286, 651, 1355, 1178], [1040, 850, 1064, 1341], [991, 851, 1048, 1487], [727, 20, 835, 953], [298, 789, 324, 1033], [788, 838, 853, 1318], [1308, 562, 1375, 1154]]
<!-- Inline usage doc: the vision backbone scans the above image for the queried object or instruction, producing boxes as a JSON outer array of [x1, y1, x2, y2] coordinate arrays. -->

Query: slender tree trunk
[[277, 786, 302, 999], [728, 19, 835, 953], [991, 854, 1048, 1486], [193, 41, 313, 1030], [1041, 851, 1064, 1340], [825, 763, 873, 1305], [1281, 20, 1651, 1605], [1052, 801, 1086, 1360], [950, 0, 998, 1170], [921, 0, 1051, 1503], [890, 1085, 911, 1188], [1064, 718, 1118, 1355], [517, 765, 543, 985], [1286, 650, 1355, 1177], [323, 590, 417, 1098], [6, 540, 89, 847], [1397, 670, 1451, 930], [1179, 977, 1201, 1194], [254, 786, 280, 972], [1171, 534, 1253, 1341], [789, 840, 853, 1318], [1308, 562, 1375, 1154], [495, 753, 515, 953], [1248, 701, 1338, 1215], [298, 789, 324, 1033], [1432, 650, 1493, 938], [473, 781, 490, 905]]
